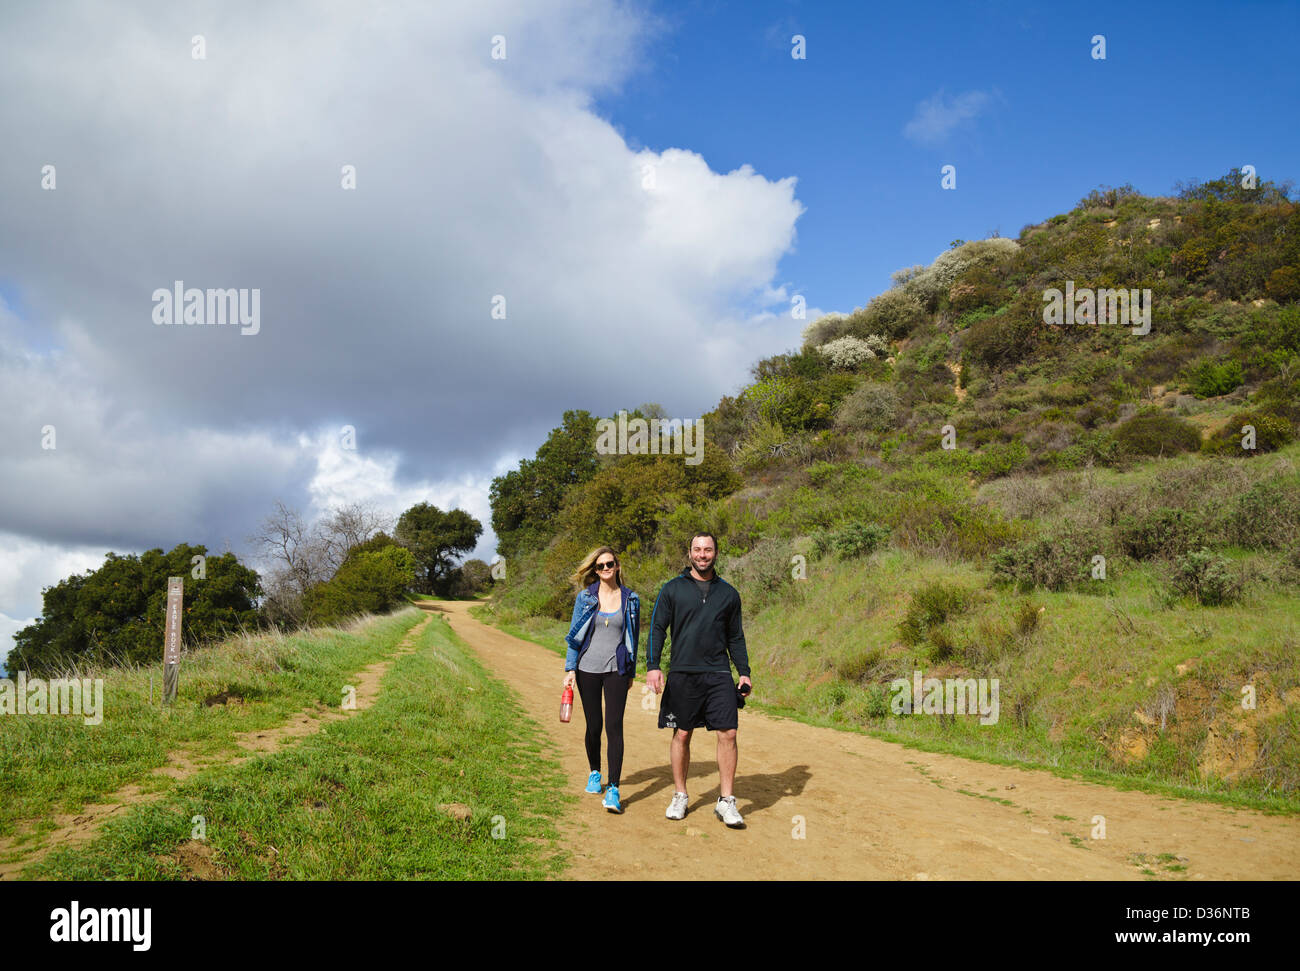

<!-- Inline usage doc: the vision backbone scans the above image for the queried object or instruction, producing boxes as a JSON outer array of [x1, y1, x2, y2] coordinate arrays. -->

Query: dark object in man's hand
[[736, 681, 750, 708]]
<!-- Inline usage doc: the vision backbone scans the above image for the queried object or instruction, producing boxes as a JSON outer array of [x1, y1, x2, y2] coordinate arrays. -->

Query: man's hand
[[739, 675, 752, 695], [646, 669, 664, 694]]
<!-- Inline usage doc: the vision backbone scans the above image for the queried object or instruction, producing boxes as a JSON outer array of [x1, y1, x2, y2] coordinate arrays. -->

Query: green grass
[[478, 538, 1299, 815], [480, 444, 1300, 817], [23, 613, 570, 879], [739, 546, 1299, 814], [0, 610, 426, 844]]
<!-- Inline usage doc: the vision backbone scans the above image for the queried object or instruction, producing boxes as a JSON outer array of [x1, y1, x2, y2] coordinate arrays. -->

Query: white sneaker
[[714, 796, 744, 827], [665, 791, 688, 820]]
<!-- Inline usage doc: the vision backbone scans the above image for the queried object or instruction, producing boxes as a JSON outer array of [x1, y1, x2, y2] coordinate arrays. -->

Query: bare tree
[[250, 500, 394, 626], [249, 501, 329, 624], [316, 502, 393, 575]]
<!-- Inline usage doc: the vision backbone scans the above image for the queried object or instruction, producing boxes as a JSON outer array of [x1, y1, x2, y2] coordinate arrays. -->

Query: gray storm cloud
[[0, 0, 810, 627]]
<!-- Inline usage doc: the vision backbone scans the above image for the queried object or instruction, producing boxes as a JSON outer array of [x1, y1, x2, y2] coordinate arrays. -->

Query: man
[[646, 532, 752, 827]]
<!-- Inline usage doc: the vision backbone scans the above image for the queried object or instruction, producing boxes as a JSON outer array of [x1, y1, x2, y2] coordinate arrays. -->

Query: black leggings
[[575, 670, 631, 787]]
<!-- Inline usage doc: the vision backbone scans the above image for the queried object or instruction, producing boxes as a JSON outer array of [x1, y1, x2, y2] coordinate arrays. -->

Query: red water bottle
[[560, 685, 574, 723]]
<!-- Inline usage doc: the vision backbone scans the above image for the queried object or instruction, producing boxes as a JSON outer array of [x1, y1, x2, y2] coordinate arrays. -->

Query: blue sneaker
[[585, 771, 603, 793], [603, 785, 622, 813]]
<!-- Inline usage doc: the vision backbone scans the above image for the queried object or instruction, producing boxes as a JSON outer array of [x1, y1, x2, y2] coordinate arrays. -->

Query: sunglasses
[[595, 561, 617, 570]]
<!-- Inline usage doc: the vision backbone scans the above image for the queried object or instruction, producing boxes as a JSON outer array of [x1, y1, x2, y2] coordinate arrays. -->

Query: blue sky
[[594, 0, 1300, 317]]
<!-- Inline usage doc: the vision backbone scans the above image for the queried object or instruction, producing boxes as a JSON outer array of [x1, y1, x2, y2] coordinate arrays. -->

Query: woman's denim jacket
[[564, 582, 639, 677]]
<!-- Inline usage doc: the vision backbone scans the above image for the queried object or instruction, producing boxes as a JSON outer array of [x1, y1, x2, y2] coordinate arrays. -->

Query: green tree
[[7, 544, 261, 676], [489, 410, 600, 556], [302, 546, 417, 625], [395, 503, 482, 594], [341, 531, 401, 560]]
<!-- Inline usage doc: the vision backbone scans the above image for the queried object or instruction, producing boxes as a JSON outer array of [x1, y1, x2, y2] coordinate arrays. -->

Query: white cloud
[[903, 89, 995, 144], [303, 431, 500, 563], [0, 614, 36, 675], [0, 1, 812, 648], [0, 533, 106, 670]]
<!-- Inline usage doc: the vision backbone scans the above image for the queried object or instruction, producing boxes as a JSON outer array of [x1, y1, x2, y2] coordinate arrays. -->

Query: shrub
[[926, 625, 956, 661], [1225, 480, 1300, 550], [1023, 420, 1080, 456], [830, 522, 890, 559], [834, 382, 901, 433], [836, 647, 884, 683], [962, 307, 1037, 370], [1117, 508, 1209, 560], [1051, 429, 1121, 469], [895, 357, 957, 407], [1266, 265, 1300, 302], [752, 349, 832, 382], [901, 238, 1021, 310], [804, 292, 927, 348], [1077, 183, 1141, 210], [743, 376, 804, 427], [817, 334, 890, 369], [552, 450, 738, 556], [733, 418, 792, 471], [1255, 369, 1300, 425], [1184, 358, 1245, 398], [303, 546, 417, 626], [1113, 408, 1202, 456], [898, 582, 970, 646], [948, 266, 1005, 315], [1169, 548, 1242, 606], [1076, 400, 1119, 428], [727, 539, 795, 610], [1013, 601, 1041, 635], [824, 681, 850, 709], [863, 683, 892, 718], [807, 373, 861, 428], [991, 529, 1096, 591], [808, 528, 833, 559], [971, 440, 1030, 481], [889, 498, 1023, 559], [1201, 410, 1295, 455], [702, 394, 757, 457], [856, 288, 928, 340], [801, 313, 852, 348], [957, 306, 997, 330], [742, 374, 855, 433], [1255, 304, 1300, 357]]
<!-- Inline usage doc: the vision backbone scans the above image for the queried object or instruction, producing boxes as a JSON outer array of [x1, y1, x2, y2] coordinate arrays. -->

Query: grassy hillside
[[485, 172, 1300, 811], [2, 608, 569, 879]]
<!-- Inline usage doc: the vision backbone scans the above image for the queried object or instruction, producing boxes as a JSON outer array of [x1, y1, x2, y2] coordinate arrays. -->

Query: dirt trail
[[431, 601, 1300, 880], [0, 613, 431, 880]]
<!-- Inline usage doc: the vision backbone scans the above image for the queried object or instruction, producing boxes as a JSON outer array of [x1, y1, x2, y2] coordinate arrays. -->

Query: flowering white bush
[[817, 334, 890, 369], [898, 237, 1020, 307], [805, 237, 1019, 350], [801, 312, 847, 348]]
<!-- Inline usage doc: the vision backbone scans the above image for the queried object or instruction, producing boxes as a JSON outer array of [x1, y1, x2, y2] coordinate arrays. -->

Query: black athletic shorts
[[657, 671, 738, 732]]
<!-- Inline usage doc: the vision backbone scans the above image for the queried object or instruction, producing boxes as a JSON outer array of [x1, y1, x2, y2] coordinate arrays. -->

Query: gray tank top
[[578, 608, 624, 674]]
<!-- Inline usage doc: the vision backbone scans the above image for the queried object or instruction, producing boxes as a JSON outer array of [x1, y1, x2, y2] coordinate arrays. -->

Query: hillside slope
[[488, 173, 1300, 810]]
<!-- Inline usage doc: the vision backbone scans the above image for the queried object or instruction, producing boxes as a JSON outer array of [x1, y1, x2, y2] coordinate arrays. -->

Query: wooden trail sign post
[[163, 576, 183, 706]]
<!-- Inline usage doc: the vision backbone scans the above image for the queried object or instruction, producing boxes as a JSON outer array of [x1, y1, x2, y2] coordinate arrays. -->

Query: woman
[[563, 546, 639, 814]]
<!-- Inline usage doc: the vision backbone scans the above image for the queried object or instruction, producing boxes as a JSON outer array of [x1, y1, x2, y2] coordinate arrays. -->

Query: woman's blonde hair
[[571, 546, 624, 590]]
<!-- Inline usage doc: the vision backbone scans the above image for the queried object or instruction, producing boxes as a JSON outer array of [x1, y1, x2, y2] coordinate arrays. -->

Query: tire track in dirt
[[0, 612, 432, 880], [433, 601, 1300, 880]]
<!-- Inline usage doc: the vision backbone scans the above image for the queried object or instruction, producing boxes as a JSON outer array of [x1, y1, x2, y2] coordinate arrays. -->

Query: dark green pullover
[[647, 568, 750, 677]]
